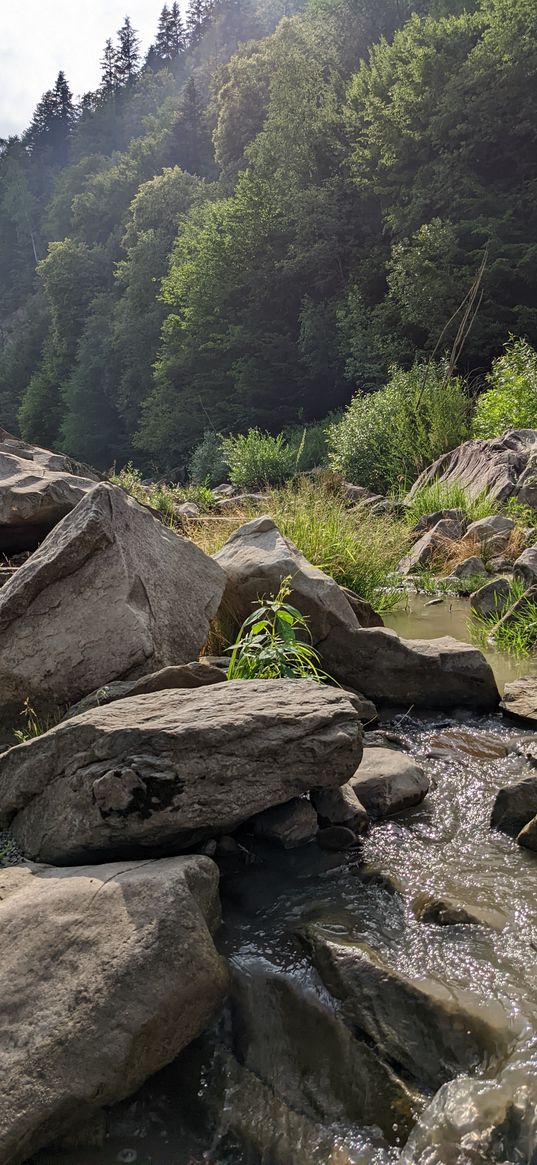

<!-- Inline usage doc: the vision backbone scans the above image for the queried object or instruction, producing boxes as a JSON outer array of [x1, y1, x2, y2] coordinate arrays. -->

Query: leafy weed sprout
[[226, 577, 331, 681]]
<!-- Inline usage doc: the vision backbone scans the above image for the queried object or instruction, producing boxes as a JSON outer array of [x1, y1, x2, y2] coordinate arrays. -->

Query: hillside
[[1, 0, 536, 473]]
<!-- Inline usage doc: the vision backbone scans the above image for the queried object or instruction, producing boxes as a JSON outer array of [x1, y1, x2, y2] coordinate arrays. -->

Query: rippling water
[[35, 715, 537, 1165]]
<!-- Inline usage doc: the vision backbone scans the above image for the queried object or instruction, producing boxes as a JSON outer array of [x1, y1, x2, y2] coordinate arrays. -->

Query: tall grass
[[470, 579, 537, 657], [405, 482, 499, 527]]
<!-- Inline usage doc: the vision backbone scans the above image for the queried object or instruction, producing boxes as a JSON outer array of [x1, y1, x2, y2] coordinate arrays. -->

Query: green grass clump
[[404, 481, 499, 527], [470, 579, 537, 657], [271, 479, 407, 611]]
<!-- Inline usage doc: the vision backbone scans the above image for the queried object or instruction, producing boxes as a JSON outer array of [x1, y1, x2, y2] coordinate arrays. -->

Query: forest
[[1, 0, 537, 477]]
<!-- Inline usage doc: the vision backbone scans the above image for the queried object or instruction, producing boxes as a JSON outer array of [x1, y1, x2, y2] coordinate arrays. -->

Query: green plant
[[473, 338, 537, 439], [189, 431, 229, 486], [222, 429, 296, 490], [470, 579, 537, 657], [226, 577, 330, 681], [504, 497, 537, 529], [284, 421, 330, 473], [404, 482, 499, 527], [328, 362, 470, 494], [13, 698, 63, 743]]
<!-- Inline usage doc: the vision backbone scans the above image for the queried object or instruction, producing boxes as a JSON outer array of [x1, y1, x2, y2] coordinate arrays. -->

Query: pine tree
[[186, 0, 211, 47], [100, 38, 117, 91], [115, 16, 140, 84], [25, 71, 74, 167], [169, 2, 186, 55]]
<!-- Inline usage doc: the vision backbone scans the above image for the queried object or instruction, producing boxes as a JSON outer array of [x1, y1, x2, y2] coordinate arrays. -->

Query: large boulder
[[66, 660, 226, 718], [470, 577, 511, 619], [0, 680, 363, 864], [213, 515, 382, 642], [319, 627, 499, 711], [514, 544, 537, 587], [0, 854, 229, 1165], [502, 676, 537, 723], [406, 430, 537, 505], [350, 746, 429, 817], [302, 930, 515, 1090], [463, 514, 515, 552], [0, 482, 226, 727], [490, 775, 537, 837], [0, 428, 100, 553]]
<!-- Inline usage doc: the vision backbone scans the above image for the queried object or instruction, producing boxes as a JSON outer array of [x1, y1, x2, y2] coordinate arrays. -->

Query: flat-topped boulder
[[0, 679, 363, 864], [0, 855, 228, 1165], [0, 482, 226, 727], [350, 747, 429, 817], [502, 676, 537, 723], [0, 429, 101, 553], [406, 430, 537, 505], [319, 627, 499, 711]]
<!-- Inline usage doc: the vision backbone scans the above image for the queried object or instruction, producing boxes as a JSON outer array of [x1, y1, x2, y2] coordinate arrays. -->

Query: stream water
[[33, 600, 537, 1165]]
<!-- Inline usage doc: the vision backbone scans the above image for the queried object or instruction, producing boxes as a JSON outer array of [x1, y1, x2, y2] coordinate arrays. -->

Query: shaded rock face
[[213, 515, 382, 644], [397, 517, 463, 575], [350, 747, 429, 818], [230, 965, 420, 1143], [320, 627, 499, 712], [502, 677, 537, 724], [491, 775, 537, 839], [0, 482, 226, 727], [310, 783, 368, 832], [406, 429, 537, 505], [471, 577, 511, 619], [0, 855, 229, 1165], [251, 798, 318, 849], [302, 930, 515, 1091], [0, 680, 363, 864], [411, 509, 466, 536], [66, 661, 226, 718], [0, 429, 101, 553]]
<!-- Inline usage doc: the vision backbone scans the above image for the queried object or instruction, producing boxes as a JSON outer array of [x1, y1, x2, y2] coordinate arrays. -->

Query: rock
[[516, 814, 537, 851], [413, 892, 506, 929], [212, 483, 235, 497], [491, 775, 537, 837], [489, 584, 537, 635], [339, 585, 384, 628], [401, 1075, 537, 1165], [344, 690, 379, 724], [0, 482, 226, 727], [514, 544, 537, 587], [0, 429, 100, 553], [302, 930, 515, 1090], [0, 854, 229, 1164], [174, 501, 200, 518], [317, 825, 358, 851], [406, 430, 537, 505], [397, 518, 463, 575], [213, 515, 376, 641], [251, 797, 318, 848], [230, 965, 420, 1142], [502, 677, 537, 723], [470, 577, 511, 618], [464, 514, 515, 551], [411, 509, 466, 536], [0, 679, 362, 864], [450, 555, 486, 579], [350, 747, 429, 818], [66, 661, 226, 718], [320, 627, 499, 711], [488, 555, 515, 573], [214, 493, 266, 510], [311, 783, 368, 831]]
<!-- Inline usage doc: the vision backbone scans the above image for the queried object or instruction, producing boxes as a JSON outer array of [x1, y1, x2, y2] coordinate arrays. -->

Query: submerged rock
[[0, 680, 362, 864], [350, 747, 429, 818], [0, 482, 226, 728], [413, 891, 506, 929], [0, 854, 229, 1165], [302, 930, 515, 1090]]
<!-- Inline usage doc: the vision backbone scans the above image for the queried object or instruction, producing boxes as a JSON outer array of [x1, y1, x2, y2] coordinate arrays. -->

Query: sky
[[0, 0, 177, 138]]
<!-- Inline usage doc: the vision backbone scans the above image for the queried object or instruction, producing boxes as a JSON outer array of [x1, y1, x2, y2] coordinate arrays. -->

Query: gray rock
[[516, 813, 537, 851], [0, 429, 100, 553], [502, 677, 537, 723], [350, 747, 429, 818], [470, 577, 511, 618], [397, 518, 463, 575], [411, 509, 466, 536], [413, 892, 506, 929], [320, 627, 499, 711], [311, 783, 368, 831], [464, 514, 515, 551], [0, 680, 362, 864], [302, 930, 515, 1090], [406, 430, 537, 505], [0, 855, 229, 1165], [230, 965, 420, 1142], [489, 584, 537, 636], [66, 661, 226, 718], [514, 544, 537, 587], [174, 501, 200, 518], [214, 493, 266, 510], [491, 775, 537, 837], [317, 825, 358, 851], [251, 798, 318, 848], [0, 482, 226, 728], [401, 1075, 537, 1165], [451, 555, 486, 579]]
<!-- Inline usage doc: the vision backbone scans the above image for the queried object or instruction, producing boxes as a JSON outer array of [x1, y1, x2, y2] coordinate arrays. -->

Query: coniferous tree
[[100, 38, 117, 92], [186, 0, 211, 47], [115, 16, 141, 84], [25, 71, 74, 167], [152, 3, 186, 64], [169, 3, 186, 55]]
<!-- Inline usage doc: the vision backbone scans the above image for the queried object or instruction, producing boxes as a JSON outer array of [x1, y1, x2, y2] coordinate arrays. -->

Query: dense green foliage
[[473, 339, 537, 438], [3, 0, 537, 472]]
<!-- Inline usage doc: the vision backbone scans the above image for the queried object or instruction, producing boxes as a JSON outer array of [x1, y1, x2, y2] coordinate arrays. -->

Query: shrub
[[226, 577, 329, 681], [222, 429, 296, 490], [189, 430, 229, 486], [285, 421, 330, 473], [328, 363, 470, 493], [473, 338, 537, 439]]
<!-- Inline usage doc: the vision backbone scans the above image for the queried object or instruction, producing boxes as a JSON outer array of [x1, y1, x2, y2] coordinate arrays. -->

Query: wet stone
[[317, 826, 358, 851]]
